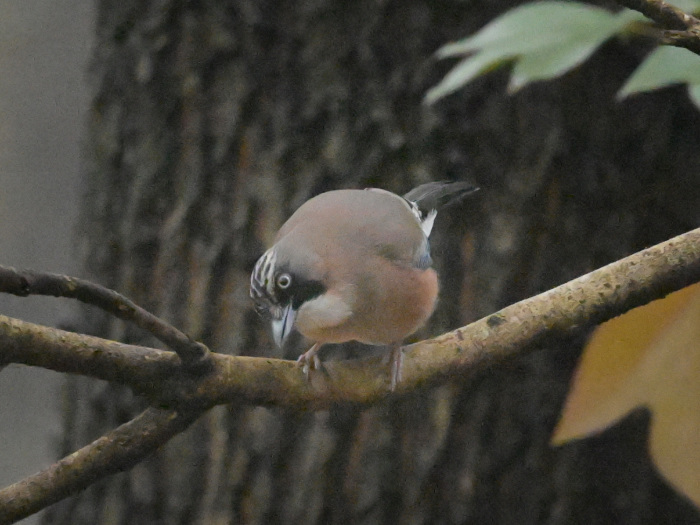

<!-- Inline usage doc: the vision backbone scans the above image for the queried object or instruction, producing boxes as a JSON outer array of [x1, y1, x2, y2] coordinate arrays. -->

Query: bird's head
[[250, 246, 325, 347]]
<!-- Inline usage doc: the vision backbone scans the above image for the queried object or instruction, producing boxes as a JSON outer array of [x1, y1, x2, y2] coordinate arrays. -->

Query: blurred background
[[0, 2, 94, 523]]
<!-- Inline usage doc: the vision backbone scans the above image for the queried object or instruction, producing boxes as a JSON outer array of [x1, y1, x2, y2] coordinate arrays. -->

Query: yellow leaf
[[552, 282, 700, 507]]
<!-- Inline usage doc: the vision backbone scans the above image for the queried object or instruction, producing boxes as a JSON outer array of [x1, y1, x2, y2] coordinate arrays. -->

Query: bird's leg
[[389, 343, 403, 391], [297, 342, 322, 380]]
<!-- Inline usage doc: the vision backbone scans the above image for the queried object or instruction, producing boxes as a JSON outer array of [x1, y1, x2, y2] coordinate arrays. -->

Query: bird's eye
[[276, 273, 292, 289]]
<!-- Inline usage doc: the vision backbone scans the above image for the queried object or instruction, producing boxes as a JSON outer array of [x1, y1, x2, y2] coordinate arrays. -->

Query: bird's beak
[[271, 304, 296, 347]]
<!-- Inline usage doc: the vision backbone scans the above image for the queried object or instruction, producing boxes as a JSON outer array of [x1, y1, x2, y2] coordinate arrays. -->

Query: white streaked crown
[[250, 247, 278, 301]]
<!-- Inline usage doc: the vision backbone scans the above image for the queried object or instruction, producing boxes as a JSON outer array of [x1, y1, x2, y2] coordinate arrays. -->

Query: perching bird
[[250, 181, 478, 389]]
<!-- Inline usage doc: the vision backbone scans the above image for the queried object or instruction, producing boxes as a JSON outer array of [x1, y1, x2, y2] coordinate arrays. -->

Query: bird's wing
[[277, 189, 431, 271], [360, 189, 431, 268]]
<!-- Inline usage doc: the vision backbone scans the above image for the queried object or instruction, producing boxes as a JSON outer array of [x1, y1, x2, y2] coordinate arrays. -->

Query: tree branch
[[1, 226, 698, 407], [618, 0, 700, 30], [0, 267, 211, 369], [616, 0, 700, 55], [0, 226, 698, 522], [659, 27, 700, 54], [0, 407, 200, 525]]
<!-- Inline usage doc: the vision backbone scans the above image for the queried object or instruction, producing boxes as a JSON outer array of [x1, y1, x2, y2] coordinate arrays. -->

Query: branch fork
[[0, 226, 699, 523]]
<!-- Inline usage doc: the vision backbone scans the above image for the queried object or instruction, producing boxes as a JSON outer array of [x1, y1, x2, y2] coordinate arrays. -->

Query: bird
[[250, 181, 478, 390]]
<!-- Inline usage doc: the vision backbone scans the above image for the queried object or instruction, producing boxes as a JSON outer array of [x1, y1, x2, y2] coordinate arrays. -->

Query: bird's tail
[[403, 181, 479, 236]]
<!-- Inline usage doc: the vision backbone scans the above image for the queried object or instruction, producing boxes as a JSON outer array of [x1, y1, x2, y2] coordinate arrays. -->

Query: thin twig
[[616, 0, 700, 55], [661, 27, 700, 54], [618, 0, 700, 30], [0, 407, 200, 525], [0, 266, 211, 370]]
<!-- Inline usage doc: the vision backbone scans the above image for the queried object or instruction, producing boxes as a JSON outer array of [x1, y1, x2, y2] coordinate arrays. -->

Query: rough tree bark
[[43, 1, 700, 523]]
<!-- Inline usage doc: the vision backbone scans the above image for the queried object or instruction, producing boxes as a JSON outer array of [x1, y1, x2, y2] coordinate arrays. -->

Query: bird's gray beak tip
[[271, 304, 296, 347]]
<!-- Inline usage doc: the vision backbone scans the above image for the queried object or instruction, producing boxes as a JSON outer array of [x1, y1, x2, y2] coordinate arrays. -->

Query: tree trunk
[[45, 1, 700, 523]]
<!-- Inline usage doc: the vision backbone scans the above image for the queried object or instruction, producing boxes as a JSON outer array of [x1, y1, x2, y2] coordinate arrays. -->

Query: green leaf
[[618, 47, 700, 110], [510, 39, 604, 92], [427, 1, 642, 103], [672, 0, 700, 14], [690, 85, 700, 109], [425, 52, 508, 104]]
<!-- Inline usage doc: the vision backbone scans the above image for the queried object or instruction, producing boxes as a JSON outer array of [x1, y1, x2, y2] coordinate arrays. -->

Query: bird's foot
[[296, 343, 322, 381], [389, 344, 403, 392]]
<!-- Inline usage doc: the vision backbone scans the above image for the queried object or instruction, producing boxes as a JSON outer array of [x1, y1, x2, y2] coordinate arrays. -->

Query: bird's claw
[[389, 345, 403, 392], [296, 343, 321, 381]]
